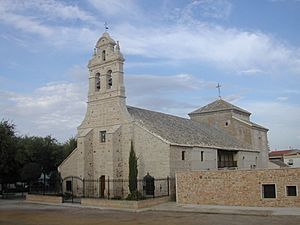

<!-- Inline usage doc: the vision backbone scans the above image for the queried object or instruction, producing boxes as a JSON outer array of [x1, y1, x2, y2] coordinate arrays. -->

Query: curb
[[149, 207, 273, 216]]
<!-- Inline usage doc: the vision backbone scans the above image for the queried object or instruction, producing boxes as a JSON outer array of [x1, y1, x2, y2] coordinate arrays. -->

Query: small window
[[182, 151, 185, 161], [108, 77, 112, 87], [107, 70, 112, 89], [201, 151, 204, 162], [287, 186, 297, 196], [100, 131, 106, 143], [95, 73, 100, 91], [66, 180, 72, 192], [225, 122, 228, 126], [102, 50, 106, 61], [262, 184, 276, 198]]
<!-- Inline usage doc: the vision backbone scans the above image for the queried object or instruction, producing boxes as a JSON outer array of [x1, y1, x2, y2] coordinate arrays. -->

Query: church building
[[58, 32, 269, 197]]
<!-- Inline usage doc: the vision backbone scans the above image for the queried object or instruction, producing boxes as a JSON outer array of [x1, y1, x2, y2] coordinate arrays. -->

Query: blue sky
[[0, 0, 299, 150]]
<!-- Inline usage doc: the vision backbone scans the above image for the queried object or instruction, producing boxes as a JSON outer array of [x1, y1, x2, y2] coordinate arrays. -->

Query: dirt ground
[[1, 200, 300, 225]]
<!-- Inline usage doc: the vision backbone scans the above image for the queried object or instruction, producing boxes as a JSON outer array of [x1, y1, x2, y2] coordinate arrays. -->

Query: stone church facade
[[58, 32, 269, 197]]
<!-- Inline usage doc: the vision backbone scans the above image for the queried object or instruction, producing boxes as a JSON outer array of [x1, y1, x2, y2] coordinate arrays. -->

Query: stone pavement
[[24, 200, 300, 216], [150, 202, 300, 216], [3, 200, 300, 225]]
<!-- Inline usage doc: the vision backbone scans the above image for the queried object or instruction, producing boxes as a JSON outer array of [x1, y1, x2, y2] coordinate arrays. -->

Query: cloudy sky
[[0, 0, 299, 150]]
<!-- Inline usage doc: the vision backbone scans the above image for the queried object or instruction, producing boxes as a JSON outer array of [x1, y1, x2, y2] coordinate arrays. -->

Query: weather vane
[[216, 83, 222, 99], [104, 22, 109, 32]]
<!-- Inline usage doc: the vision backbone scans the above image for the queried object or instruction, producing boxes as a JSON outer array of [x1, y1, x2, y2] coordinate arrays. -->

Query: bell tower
[[76, 32, 131, 181], [88, 31, 125, 100], [79, 32, 129, 129]]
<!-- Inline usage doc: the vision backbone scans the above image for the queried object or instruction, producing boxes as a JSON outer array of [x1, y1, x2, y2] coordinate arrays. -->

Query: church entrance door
[[100, 175, 105, 198]]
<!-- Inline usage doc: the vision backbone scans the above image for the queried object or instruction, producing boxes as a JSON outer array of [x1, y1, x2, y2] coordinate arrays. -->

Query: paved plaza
[[1, 200, 300, 225]]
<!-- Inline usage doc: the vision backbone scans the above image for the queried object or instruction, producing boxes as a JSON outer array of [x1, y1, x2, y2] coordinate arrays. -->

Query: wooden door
[[100, 175, 105, 198]]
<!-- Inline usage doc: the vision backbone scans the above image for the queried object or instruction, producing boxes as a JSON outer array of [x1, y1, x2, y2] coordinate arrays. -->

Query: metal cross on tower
[[104, 22, 109, 32], [216, 83, 222, 99]]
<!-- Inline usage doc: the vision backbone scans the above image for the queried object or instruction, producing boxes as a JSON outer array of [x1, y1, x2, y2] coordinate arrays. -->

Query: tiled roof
[[269, 149, 300, 157], [189, 99, 251, 115], [127, 106, 252, 150]]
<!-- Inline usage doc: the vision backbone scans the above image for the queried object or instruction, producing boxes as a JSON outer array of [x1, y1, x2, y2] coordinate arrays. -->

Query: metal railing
[[27, 176, 175, 203], [61, 176, 174, 201]]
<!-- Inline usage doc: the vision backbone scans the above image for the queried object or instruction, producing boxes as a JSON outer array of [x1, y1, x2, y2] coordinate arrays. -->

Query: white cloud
[[125, 74, 209, 94], [0, 10, 98, 48], [88, 0, 139, 17], [125, 73, 216, 117], [0, 0, 95, 22], [0, 11, 54, 38], [284, 89, 300, 94], [238, 68, 264, 75], [276, 96, 288, 101], [1, 82, 87, 141], [184, 0, 232, 20], [66, 64, 89, 81], [0, 0, 99, 49], [115, 22, 300, 75], [1, 0, 299, 76]]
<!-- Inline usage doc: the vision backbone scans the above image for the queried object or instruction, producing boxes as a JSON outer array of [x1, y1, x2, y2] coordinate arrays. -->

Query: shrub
[[126, 190, 145, 201]]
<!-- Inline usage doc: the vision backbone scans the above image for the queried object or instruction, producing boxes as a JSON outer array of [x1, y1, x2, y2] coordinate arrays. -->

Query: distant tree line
[[0, 120, 77, 191]]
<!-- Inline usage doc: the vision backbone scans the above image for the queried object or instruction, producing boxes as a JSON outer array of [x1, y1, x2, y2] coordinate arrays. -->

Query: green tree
[[16, 135, 63, 182], [20, 162, 41, 183], [128, 140, 138, 193], [0, 120, 20, 189], [62, 137, 77, 161], [49, 171, 62, 193]]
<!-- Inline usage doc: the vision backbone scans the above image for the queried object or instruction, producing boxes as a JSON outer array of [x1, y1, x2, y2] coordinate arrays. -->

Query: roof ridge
[[189, 99, 251, 115]]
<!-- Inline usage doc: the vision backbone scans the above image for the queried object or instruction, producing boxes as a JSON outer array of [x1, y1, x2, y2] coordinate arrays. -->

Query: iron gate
[[62, 176, 83, 203]]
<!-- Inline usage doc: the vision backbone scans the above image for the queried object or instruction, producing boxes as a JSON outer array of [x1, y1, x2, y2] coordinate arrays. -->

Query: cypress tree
[[128, 140, 138, 193]]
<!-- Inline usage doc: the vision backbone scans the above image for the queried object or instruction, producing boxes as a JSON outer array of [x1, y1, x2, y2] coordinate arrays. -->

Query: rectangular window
[[66, 180, 72, 192], [262, 184, 276, 198], [286, 186, 297, 196], [182, 151, 185, 161], [217, 150, 237, 168], [100, 131, 106, 143], [201, 151, 204, 162]]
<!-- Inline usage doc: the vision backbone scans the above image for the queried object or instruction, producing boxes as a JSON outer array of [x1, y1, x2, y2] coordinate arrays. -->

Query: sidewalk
[[9, 199, 300, 216], [150, 202, 300, 216]]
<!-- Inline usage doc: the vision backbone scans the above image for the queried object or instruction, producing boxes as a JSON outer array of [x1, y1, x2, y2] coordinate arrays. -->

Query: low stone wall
[[81, 196, 170, 209], [26, 194, 63, 204], [176, 168, 300, 207]]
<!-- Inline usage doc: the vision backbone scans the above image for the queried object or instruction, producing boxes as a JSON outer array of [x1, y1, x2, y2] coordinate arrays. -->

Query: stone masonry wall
[[176, 168, 300, 207], [58, 147, 82, 179], [133, 124, 170, 179]]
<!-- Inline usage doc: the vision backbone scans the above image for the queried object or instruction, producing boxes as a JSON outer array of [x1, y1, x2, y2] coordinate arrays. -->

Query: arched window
[[107, 70, 112, 89], [102, 50, 106, 61], [95, 73, 100, 91]]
